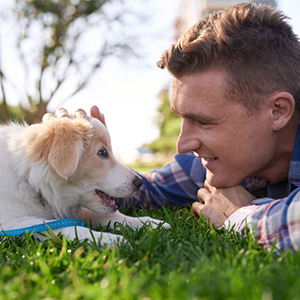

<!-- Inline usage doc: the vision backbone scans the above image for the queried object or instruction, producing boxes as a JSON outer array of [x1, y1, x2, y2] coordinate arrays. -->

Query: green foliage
[[148, 88, 181, 153], [0, 103, 25, 123], [0, 207, 299, 299]]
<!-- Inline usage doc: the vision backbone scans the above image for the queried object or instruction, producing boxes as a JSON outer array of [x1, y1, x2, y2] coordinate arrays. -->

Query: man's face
[[171, 69, 277, 188]]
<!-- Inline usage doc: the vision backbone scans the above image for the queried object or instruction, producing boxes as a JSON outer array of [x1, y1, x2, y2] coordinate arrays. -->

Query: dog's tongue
[[95, 189, 118, 209]]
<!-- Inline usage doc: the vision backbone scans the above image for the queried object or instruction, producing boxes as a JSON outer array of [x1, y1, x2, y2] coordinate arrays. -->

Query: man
[[131, 2, 300, 252], [53, 3, 300, 252], [153, 2, 300, 251]]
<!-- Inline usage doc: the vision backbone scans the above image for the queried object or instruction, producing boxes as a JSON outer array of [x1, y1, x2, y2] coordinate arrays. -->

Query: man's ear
[[268, 91, 295, 131]]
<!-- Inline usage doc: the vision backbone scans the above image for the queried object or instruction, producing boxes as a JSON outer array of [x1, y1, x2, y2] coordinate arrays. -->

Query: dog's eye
[[98, 148, 109, 159]]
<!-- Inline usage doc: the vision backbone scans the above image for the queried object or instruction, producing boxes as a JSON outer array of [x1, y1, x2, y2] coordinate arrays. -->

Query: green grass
[[1, 207, 300, 300]]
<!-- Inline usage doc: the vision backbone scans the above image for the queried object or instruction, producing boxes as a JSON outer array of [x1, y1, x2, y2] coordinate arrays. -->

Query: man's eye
[[197, 121, 209, 126], [98, 148, 109, 159]]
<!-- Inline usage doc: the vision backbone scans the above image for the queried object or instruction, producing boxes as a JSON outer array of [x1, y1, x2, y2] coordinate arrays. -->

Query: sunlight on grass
[[0, 207, 299, 300]]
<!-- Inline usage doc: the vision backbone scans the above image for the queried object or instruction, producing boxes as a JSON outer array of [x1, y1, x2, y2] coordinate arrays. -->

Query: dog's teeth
[[95, 189, 117, 210]]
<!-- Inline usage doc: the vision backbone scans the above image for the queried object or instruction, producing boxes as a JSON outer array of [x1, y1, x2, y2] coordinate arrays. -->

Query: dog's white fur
[[0, 114, 168, 248]]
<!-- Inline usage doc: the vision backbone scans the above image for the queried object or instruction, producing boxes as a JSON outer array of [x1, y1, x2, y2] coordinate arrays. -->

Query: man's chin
[[206, 173, 240, 188]]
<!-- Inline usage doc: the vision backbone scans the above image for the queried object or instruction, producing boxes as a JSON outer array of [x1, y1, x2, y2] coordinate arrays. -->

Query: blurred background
[[0, 0, 298, 169]]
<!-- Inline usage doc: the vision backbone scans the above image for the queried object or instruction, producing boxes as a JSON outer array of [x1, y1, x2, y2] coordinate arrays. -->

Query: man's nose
[[176, 119, 201, 154]]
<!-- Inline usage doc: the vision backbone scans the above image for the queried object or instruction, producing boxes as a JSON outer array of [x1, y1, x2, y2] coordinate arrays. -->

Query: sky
[[1, 0, 300, 163]]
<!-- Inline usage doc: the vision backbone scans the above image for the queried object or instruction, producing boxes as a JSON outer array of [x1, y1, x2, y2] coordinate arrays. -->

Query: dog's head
[[24, 116, 142, 215]]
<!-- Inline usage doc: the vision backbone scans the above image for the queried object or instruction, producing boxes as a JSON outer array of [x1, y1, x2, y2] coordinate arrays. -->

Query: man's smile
[[202, 157, 218, 162]]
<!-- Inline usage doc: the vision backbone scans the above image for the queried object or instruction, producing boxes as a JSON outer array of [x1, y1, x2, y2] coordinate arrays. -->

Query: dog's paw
[[65, 226, 127, 249], [138, 216, 170, 229], [97, 232, 126, 249], [161, 222, 171, 229]]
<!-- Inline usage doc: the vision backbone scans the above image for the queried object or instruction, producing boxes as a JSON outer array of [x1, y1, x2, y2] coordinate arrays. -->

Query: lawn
[[1, 207, 300, 300]]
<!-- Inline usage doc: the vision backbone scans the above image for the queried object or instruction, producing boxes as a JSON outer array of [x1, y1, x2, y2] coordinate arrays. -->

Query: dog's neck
[[22, 177, 56, 218], [36, 189, 47, 208], [23, 176, 79, 220], [23, 177, 48, 207]]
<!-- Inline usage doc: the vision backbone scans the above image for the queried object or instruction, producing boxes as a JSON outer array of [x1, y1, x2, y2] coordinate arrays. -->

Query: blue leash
[[0, 218, 87, 236]]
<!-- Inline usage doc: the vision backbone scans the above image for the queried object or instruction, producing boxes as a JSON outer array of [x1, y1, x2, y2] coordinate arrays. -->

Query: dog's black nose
[[133, 176, 143, 189]]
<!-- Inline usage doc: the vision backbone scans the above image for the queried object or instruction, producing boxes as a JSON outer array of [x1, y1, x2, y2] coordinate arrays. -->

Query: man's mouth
[[95, 189, 118, 210], [202, 157, 218, 162]]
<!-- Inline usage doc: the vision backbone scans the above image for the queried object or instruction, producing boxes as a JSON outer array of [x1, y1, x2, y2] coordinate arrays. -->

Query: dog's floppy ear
[[25, 118, 91, 180], [48, 129, 85, 180]]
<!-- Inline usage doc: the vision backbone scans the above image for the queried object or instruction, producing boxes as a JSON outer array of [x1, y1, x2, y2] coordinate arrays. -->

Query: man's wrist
[[223, 198, 274, 230]]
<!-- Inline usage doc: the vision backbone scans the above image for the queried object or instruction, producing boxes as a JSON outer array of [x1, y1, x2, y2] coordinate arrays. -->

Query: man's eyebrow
[[184, 113, 216, 123], [171, 106, 216, 123]]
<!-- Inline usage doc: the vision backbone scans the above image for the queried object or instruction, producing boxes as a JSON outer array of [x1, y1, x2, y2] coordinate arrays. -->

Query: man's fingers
[[55, 108, 69, 118], [74, 108, 88, 119], [90, 105, 107, 127], [192, 202, 203, 220], [197, 187, 212, 204], [204, 180, 216, 193], [42, 113, 55, 122], [43, 107, 93, 122], [44, 106, 107, 127]]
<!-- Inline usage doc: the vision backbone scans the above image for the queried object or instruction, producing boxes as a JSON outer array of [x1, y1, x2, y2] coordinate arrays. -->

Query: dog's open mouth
[[95, 189, 118, 210]]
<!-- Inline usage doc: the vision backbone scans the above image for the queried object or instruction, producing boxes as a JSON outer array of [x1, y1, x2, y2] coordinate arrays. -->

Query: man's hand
[[42, 106, 107, 127], [90, 105, 107, 127], [192, 181, 256, 228]]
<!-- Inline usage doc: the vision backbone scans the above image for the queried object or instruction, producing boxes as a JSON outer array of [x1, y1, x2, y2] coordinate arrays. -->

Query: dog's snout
[[133, 176, 143, 189]]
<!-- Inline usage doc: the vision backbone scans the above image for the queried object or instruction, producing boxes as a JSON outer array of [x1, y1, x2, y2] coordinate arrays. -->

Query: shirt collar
[[288, 121, 300, 187]]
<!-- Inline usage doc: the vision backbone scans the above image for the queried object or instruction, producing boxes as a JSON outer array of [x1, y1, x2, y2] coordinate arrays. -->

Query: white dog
[[0, 109, 168, 248]]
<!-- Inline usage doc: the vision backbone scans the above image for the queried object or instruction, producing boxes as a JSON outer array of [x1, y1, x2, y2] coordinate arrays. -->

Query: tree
[[147, 87, 181, 154], [0, 0, 144, 123]]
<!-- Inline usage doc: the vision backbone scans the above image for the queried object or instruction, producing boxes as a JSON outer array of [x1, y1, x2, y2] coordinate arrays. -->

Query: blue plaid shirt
[[224, 121, 300, 252], [131, 154, 273, 209], [130, 122, 300, 252]]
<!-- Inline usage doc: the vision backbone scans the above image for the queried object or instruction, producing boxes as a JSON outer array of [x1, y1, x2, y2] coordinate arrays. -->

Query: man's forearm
[[225, 188, 300, 252]]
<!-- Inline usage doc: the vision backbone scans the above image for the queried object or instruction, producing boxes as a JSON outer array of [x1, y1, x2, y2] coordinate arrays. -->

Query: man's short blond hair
[[158, 3, 300, 111]]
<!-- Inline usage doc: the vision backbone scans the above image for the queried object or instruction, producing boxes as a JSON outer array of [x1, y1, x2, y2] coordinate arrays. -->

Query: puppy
[[0, 110, 168, 248]]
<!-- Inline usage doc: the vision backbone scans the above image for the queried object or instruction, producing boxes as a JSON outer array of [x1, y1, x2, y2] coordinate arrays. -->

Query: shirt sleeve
[[224, 187, 300, 252], [125, 152, 269, 210], [128, 153, 206, 209]]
